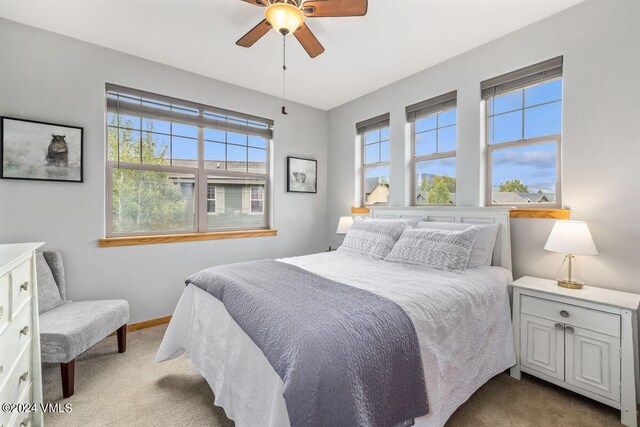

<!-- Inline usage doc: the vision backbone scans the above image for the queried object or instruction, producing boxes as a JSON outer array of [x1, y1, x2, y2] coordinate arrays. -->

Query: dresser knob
[[554, 323, 564, 330], [560, 310, 569, 318], [19, 371, 28, 382], [20, 326, 29, 336], [565, 326, 575, 334], [20, 417, 30, 427], [20, 281, 29, 291]]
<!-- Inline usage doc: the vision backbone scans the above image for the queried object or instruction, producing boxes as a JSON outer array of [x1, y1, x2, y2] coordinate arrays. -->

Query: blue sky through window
[[490, 79, 562, 195]]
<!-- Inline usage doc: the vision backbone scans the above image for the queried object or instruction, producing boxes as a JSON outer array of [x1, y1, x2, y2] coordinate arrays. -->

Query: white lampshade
[[336, 216, 354, 235], [544, 220, 598, 256]]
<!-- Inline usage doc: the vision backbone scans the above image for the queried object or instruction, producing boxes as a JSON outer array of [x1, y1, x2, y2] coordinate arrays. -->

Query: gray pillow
[[36, 252, 64, 314], [338, 219, 408, 259], [384, 227, 479, 272]]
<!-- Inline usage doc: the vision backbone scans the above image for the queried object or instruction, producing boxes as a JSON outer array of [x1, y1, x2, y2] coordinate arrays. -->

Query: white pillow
[[384, 228, 478, 273], [338, 219, 408, 259], [416, 221, 499, 268]]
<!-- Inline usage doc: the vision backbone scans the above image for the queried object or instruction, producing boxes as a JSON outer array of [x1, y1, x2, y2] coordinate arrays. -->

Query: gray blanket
[[187, 260, 429, 427]]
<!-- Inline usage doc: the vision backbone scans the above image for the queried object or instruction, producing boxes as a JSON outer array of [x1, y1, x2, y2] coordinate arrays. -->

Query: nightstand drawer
[[521, 295, 620, 337]]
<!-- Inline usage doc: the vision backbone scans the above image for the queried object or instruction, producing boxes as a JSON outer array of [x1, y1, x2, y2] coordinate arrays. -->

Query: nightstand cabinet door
[[565, 325, 621, 401], [521, 313, 564, 381]]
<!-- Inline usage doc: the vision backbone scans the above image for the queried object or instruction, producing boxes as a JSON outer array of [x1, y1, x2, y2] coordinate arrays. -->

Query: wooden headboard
[[369, 206, 512, 271]]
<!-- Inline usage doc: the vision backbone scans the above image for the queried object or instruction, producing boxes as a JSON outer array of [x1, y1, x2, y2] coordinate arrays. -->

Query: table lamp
[[336, 216, 354, 235], [544, 220, 598, 289]]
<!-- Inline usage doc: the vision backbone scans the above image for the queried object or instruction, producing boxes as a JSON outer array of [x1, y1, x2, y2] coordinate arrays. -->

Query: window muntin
[[412, 106, 457, 205], [106, 86, 271, 236], [361, 126, 390, 206], [486, 78, 562, 206]]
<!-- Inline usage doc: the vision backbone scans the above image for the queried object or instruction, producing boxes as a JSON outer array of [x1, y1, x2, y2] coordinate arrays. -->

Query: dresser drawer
[[8, 383, 32, 427], [0, 272, 9, 334], [0, 303, 32, 388], [0, 346, 32, 426], [11, 259, 32, 319], [521, 295, 620, 337]]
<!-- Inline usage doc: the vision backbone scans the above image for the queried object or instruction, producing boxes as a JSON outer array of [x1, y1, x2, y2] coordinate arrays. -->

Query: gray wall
[[327, 0, 640, 293], [0, 18, 328, 322]]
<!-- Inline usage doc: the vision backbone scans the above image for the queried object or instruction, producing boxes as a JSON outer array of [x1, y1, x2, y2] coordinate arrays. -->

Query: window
[[356, 113, 390, 206], [407, 91, 457, 205], [482, 57, 563, 207], [106, 84, 272, 236], [250, 186, 264, 213], [207, 185, 217, 213]]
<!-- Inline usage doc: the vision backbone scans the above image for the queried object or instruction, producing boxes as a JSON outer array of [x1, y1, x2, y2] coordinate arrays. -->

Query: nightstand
[[511, 276, 640, 427]]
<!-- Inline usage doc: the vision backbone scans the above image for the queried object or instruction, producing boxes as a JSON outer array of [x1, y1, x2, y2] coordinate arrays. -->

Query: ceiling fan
[[236, 0, 368, 58]]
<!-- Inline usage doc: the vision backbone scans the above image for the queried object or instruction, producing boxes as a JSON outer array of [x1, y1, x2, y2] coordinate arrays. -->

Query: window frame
[[484, 82, 562, 208], [105, 86, 272, 238], [411, 105, 457, 207], [360, 124, 390, 207]]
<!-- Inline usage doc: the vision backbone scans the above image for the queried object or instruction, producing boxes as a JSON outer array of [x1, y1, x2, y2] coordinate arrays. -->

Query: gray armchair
[[36, 251, 129, 398]]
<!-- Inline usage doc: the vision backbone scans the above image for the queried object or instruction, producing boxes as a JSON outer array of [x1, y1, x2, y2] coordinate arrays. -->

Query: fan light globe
[[265, 2, 304, 35]]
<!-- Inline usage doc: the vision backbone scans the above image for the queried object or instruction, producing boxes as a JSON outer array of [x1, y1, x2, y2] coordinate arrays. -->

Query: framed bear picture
[[287, 156, 317, 193], [1, 116, 83, 183]]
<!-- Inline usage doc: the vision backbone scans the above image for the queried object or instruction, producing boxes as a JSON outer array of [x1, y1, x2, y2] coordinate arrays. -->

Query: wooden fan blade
[[293, 23, 325, 58], [303, 0, 367, 17], [240, 0, 268, 6], [236, 19, 272, 48]]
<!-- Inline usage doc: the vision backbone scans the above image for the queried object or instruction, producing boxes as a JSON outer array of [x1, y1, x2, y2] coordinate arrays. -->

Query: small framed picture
[[287, 156, 317, 193], [1, 116, 83, 183]]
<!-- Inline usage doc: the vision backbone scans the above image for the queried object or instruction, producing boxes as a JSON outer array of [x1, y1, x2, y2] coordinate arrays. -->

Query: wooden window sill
[[351, 207, 371, 214], [352, 206, 569, 219], [99, 229, 278, 248], [509, 209, 570, 219]]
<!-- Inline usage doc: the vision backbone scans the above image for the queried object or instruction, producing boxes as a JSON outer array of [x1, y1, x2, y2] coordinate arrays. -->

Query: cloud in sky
[[493, 148, 555, 170]]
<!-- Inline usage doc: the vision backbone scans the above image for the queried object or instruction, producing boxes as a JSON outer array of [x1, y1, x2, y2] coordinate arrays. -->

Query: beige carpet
[[43, 325, 623, 427]]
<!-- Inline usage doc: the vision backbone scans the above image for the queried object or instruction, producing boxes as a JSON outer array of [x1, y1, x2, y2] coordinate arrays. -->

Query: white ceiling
[[0, 0, 585, 110]]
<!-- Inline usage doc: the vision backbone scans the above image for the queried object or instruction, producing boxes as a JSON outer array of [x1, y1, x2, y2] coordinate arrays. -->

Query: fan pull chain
[[281, 34, 288, 115]]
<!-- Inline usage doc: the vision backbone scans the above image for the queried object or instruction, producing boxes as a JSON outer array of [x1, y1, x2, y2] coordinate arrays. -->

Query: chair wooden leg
[[117, 324, 127, 353], [61, 359, 75, 398]]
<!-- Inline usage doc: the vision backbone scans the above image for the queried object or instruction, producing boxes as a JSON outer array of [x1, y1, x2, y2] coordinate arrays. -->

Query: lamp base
[[557, 279, 583, 289]]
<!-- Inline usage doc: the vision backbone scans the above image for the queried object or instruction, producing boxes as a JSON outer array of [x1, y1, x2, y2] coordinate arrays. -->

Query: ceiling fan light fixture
[[265, 2, 304, 35]]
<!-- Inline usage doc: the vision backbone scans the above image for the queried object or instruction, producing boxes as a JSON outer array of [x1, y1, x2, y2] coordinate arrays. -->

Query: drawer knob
[[20, 417, 30, 427], [19, 371, 28, 382], [565, 326, 575, 334], [560, 310, 569, 318], [20, 281, 29, 291], [20, 325, 29, 336], [554, 323, 564, 330]]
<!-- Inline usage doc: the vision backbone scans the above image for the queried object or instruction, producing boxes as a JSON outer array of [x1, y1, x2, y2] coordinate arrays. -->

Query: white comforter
[[156, 251, 515, 427]]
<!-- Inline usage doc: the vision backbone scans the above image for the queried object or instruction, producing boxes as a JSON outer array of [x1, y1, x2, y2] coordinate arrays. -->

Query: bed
[[156, 207, 516, 427]]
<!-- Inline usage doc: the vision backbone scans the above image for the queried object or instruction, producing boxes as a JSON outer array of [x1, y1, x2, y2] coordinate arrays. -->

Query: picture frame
[[287, 156, 317, 193], [1, 116, 84, 183]]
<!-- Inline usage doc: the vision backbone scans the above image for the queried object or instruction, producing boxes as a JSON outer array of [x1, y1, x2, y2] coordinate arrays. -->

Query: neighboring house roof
[[171, 159, 266, 174], [492, 192, 556, 204], [492, 192, 530, 204], [518, 193, 550, 203]]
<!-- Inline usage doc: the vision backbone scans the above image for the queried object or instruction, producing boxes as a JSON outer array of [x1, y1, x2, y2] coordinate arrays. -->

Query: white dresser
[[0, 243, 44, 427], [511, 276, 640, 427]]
